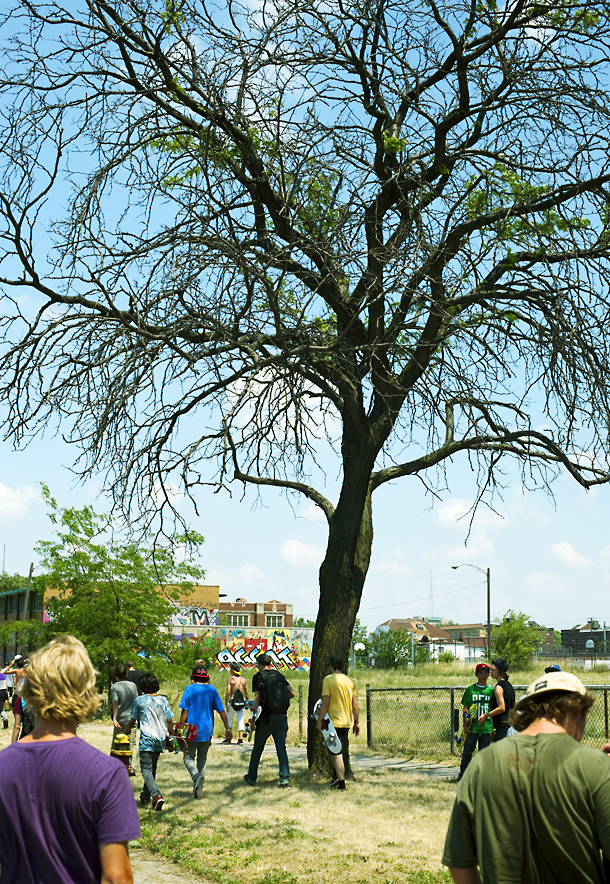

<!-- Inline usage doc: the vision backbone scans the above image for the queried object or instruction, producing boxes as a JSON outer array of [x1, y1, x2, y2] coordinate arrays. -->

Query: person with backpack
[[244, 653, 294, 789], [224, 664, 250, 744]]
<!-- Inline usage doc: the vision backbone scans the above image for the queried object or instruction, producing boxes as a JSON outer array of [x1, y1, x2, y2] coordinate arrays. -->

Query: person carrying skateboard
[[458, 662, 493, 780], [224, 664, 250, 744], [244, 653, 294, 789], [178, 666, 232, 799], [316, 655, 360, 791]]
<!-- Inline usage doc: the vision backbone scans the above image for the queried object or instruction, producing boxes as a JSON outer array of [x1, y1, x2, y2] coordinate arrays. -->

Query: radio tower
[[429, 552, 434, 621]]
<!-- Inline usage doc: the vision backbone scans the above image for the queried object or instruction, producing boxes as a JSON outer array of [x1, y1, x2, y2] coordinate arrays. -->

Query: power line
[[361, 579, 486, 612]]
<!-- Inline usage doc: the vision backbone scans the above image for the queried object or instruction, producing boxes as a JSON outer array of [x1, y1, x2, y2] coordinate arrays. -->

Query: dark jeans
[[494, 725, 509, 741], [247, 713, 290, 783], [460, 732, 491, 777], [140, 750, 161, 801]]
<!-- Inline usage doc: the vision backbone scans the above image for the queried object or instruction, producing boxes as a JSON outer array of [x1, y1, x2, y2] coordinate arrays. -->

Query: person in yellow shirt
[[316, 655, 359, 791]]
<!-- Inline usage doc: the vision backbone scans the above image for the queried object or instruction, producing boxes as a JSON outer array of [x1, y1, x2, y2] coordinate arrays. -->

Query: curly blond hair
[[19, 634, 101, 723]]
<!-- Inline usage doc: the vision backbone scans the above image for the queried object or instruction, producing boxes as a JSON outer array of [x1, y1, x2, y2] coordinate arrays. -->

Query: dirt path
[[130, 844, 205, 883]]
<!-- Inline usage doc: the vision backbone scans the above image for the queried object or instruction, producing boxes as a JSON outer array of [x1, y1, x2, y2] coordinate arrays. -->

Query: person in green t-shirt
[[458, 662, 493, 780], [443, 670, 610, 884]]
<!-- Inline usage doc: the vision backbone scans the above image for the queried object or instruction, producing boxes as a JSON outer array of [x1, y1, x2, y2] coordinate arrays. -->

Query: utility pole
[[486, 568, 491, 658]]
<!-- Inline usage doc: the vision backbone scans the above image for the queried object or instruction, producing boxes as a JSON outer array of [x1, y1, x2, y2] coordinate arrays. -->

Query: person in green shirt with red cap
[[458, 662, 493, 779]]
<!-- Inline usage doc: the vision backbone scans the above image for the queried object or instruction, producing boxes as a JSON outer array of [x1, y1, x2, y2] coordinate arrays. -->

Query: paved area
[[216, 740, 459, 778]]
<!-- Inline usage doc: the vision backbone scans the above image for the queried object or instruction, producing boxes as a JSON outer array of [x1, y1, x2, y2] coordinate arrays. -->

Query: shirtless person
[[224, 664, 250, 744]]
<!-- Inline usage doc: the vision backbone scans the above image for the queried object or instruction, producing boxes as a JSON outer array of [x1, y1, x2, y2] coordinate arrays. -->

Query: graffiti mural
[[215, 627, 314, 671], [169, 606, 219, 627]]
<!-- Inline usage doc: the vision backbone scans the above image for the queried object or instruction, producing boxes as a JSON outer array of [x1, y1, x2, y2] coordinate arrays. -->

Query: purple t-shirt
[[0, 736, 141, 884]]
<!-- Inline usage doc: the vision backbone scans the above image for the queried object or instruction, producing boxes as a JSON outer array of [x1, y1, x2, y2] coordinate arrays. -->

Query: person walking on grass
[[110, 663, 138, 774], [443, 671, 610, 884], [224, 664, 249, 744], [458, 662, 493, 780], [177, 666, 232, 799], [126, 671, 174, 811], [477, 657, 515, 742], [0, 634, 140, 884], [316, 655, 360, 791], [244, 653, 294, 789]]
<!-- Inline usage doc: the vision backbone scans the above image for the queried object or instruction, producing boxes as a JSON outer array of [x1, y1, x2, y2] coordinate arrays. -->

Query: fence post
[[299, 685, 303, 743], [450, 688, 455, 755], [605, 688, 608, 741], [366, 683, 372, 748]]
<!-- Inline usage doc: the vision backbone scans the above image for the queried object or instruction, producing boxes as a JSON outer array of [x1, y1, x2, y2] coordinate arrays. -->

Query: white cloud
[[301, 503, 327, 523], [0, 482, 40, 522], [279, 539, 325, 567], [205, 563, 279, 601], [442, 533, 496, 565], [373, 551, 411, 576], [551, 541, 591, 569], [437, 499, 506, 530]]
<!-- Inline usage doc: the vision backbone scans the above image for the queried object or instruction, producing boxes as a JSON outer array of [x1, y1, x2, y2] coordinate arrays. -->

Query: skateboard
[[170, 723, 199, 752], [245, 705, 261, 742], [455, 704, 479, 752], [311, 699, 342, 755]]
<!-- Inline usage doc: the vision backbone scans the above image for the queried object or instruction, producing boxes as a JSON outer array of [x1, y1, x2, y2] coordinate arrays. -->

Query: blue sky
[[1, 428, 608, 636]]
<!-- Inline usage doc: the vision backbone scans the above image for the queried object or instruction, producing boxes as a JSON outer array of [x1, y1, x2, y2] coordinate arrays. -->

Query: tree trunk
[[306, 441, 374, 776]]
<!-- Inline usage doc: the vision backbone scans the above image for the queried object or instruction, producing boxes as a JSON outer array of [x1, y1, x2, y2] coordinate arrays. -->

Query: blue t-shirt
[[131, 694, 173, 752], [179, 683, 224, 741]]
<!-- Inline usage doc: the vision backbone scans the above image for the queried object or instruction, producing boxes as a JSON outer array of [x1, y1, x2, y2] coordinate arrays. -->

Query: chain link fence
[[365, 684, 610, 756]]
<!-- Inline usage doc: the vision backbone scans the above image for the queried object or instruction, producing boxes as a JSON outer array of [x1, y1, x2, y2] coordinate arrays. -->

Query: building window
[[227, 614, 250, 627], [266, 615, 283, 628], [32, 592, 43, 612], [8, 596, 18, 615]]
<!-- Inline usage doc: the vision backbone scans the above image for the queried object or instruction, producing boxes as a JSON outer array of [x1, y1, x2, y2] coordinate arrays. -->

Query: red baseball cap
[[475, 663, 491, 673]]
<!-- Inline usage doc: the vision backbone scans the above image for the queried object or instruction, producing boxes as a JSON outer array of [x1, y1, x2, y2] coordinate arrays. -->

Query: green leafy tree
[[293, 617, 316, 629], [36, 487, 205, 685], [370, 629, 427, 669], [2, 0, 610, 770], [0, 572, 46, 652], [492, 611, 541, 669], [352, 618, 369, 646]]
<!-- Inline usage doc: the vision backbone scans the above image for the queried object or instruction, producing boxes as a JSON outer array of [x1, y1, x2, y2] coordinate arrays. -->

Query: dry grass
[[73, 721, 455, 884]]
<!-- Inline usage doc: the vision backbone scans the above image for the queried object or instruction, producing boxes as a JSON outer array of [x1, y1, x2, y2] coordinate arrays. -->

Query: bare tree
[[2, 0, 610, 771]]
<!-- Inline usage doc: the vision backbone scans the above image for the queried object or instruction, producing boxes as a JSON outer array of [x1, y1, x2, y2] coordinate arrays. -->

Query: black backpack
[[20, 700, 35, 738], [231, 688, 246, 711], [259, 669, 292, 715]]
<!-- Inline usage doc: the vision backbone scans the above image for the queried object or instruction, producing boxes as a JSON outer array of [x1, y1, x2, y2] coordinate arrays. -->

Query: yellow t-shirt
[[322, 672, 355, 728]]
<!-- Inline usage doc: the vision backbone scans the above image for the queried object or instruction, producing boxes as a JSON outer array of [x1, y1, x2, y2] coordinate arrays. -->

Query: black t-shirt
[[491, 679, 515, 728], [126, 669, 142, 693]]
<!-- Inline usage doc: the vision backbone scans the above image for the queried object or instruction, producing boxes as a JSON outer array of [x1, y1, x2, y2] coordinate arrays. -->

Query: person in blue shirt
[[177, 667, 231, 799]]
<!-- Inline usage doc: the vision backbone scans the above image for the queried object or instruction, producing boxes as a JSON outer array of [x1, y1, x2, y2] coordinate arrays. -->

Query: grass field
[[80, 721, 455, 884]]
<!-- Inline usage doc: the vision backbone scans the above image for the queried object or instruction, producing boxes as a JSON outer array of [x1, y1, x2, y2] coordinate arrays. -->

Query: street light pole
[[452, 564, 492, 660], [486, 567, 491, 658]]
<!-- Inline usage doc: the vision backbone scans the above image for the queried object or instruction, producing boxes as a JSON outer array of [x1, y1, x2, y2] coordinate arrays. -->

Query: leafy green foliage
[[465, 163, 590, 248], [35, 485, 206, 685], [351, 617, 368, 645], [492, 610, 541, 668], [370, 628, 427, 668], [0, 618, 47, 652], [293, 616, 316, 628]]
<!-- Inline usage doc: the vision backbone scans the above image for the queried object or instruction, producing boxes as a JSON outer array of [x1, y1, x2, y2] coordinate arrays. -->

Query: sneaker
[[139, 797, 150, 807], [279, 782, 291, 789], [152, 795, 164, 811], [243, 775, 256, 786], [193, 773, 204, 799], [330, 780, 346, 791], [237, 739, 243, 745], [222, 736, 232, 743], [329, 775, 339, 787]]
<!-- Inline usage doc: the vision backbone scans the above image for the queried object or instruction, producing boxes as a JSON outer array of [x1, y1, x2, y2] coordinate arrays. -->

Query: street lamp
[[451, 564, 491, 659]]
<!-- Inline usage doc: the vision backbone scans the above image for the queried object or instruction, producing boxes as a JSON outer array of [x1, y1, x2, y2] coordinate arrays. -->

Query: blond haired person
[[0, 635, 141, 884]]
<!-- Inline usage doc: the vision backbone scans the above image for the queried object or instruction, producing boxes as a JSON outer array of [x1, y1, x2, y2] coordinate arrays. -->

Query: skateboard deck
[[245, 705, 261, 741], [311, 698, 343, 755], [172, 723, 199, 751]]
